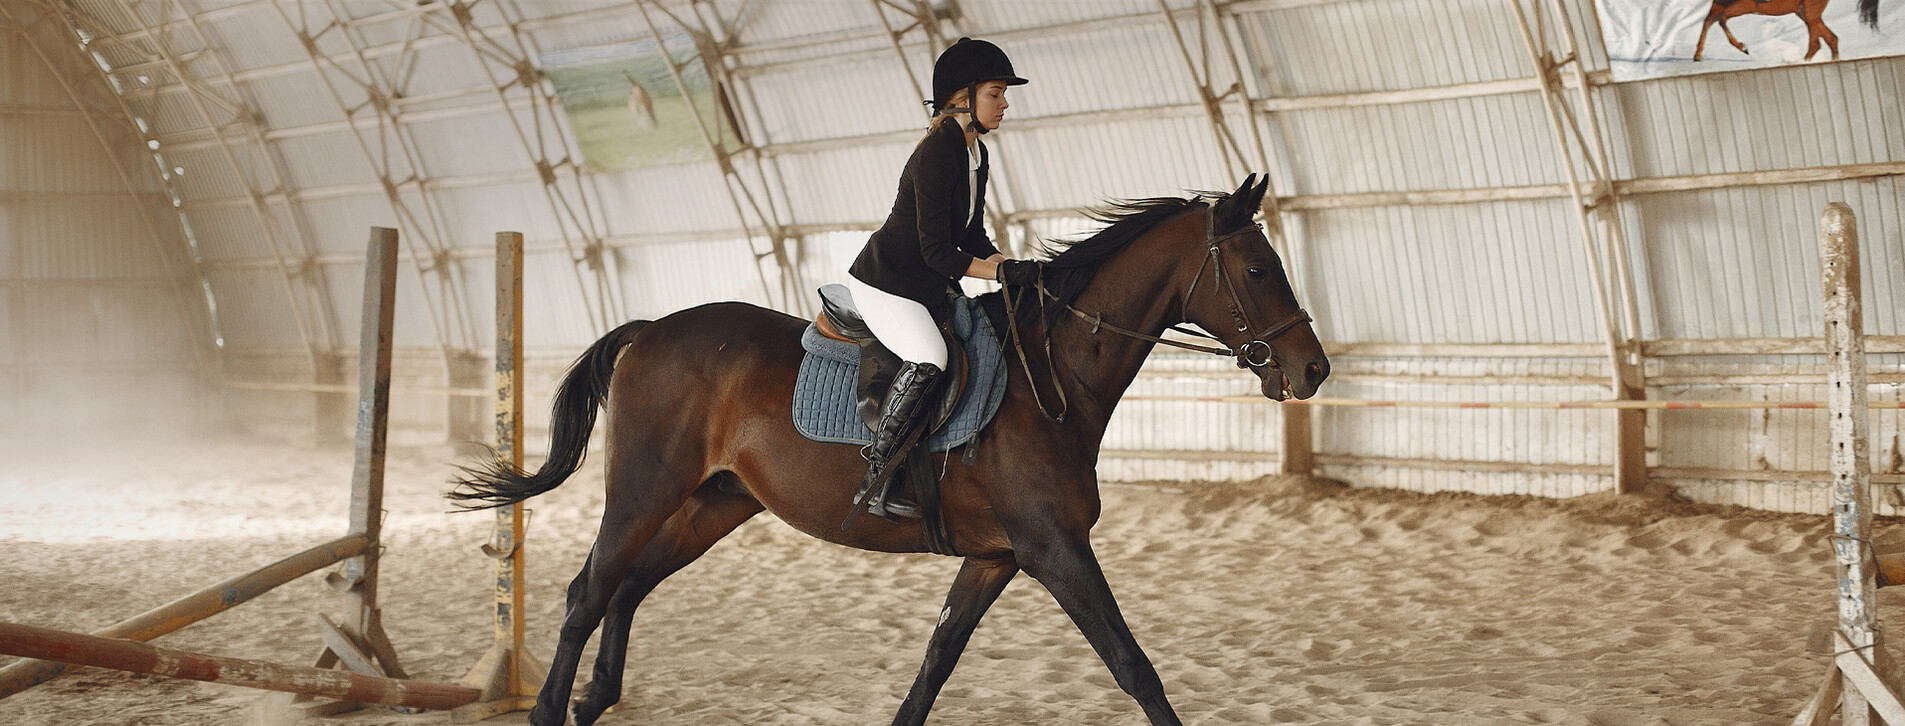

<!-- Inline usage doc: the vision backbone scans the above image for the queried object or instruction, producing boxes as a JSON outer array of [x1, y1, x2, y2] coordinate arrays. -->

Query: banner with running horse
[[1596, 0, 1900, 80]]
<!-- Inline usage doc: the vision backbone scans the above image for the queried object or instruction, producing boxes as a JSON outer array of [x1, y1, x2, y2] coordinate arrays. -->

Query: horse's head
[[1180, 175, 1329, 400]]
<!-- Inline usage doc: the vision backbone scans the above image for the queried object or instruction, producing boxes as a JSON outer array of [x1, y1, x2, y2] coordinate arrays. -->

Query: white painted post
[[1822, 203, 1881, 725]]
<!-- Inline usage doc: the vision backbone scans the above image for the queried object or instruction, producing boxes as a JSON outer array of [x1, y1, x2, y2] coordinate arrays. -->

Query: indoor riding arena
[[3, 1, 1904, 725]]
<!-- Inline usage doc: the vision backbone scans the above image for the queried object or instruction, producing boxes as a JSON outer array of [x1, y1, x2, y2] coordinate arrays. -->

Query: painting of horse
[[1694, 0, 1883, 61]]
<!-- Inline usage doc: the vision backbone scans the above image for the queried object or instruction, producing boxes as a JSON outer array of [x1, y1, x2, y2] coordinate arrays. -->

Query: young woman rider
[[846, 38, 1039, 521]]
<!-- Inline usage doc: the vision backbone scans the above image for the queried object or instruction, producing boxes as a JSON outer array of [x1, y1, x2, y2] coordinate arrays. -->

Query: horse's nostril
[[1306, 361, 1325, 383]]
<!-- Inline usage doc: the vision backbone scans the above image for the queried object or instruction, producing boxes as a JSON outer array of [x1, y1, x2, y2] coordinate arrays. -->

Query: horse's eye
[[1247, 266, 1267, 279]]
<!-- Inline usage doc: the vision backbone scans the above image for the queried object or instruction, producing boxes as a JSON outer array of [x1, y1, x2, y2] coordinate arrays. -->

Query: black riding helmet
[[930, 38, 1028, 134]]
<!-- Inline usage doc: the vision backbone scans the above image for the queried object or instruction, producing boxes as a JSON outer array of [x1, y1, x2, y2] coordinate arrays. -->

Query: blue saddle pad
[[792, 296, 1006, 452]]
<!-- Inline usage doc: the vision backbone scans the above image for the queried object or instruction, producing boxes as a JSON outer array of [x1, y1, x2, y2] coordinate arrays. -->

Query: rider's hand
[[997, 259, 1041, 287]]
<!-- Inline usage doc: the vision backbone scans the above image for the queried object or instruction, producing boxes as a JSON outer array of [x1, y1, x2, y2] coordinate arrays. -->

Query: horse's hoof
[[528, 703, 568, 726]]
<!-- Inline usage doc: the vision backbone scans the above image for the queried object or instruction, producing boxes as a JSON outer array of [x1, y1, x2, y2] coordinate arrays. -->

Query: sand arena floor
[[0, 435, 1897, 725]]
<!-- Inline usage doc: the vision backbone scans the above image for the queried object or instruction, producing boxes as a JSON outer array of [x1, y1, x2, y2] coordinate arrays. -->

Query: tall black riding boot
[[857, 361, 942, 522]]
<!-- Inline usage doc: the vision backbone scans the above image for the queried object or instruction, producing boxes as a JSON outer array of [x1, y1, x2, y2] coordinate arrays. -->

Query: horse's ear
[[1251, 174, 1272, 211], [1214, 174, 1259, 228]]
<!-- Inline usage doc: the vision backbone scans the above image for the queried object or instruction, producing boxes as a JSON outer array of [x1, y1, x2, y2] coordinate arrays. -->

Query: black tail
[[1862, 0, 1880, 30], [447, 319, 651, 509]]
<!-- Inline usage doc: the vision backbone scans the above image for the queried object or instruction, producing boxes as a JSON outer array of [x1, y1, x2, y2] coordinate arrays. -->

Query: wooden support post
[[0, 621, 478, 711], [0, 533, 369, 697], [292, 227, 405, 719], [1279, 401, 1314, 476], [1615, 381, 1648, 494], [453, 232, 545, 722], [1800, 203, 1899, 725]]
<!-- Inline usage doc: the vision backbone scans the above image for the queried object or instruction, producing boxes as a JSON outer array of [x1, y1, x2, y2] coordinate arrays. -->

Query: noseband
[[1001, 204, 1313, 422]]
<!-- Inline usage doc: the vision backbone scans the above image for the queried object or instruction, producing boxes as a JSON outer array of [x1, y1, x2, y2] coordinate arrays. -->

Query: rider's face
[[973, 82, 1009, 131]]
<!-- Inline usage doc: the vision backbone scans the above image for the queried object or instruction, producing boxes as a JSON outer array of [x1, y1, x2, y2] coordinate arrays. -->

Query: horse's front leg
[[1694, 14, 1718, 60], [891, 556, 1019, 726], [1017, 536, 1182, 726]]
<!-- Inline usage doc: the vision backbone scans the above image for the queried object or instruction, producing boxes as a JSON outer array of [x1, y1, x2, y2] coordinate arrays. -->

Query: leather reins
[[1001, 204, 1313, 423]]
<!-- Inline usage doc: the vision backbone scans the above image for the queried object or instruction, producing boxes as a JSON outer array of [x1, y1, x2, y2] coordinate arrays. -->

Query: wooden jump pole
[[0, 533, 369, 697], [1793, 204, 1905, 726], [287, 226, 410, 719], [0, 621, 478, 711], [453, 231, 546, 722]]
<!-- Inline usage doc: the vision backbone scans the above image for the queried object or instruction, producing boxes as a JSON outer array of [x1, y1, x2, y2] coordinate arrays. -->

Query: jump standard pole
[[453, 231, 546, 722], [287, 227, 413, 719], [1793, 204, 1905, 726]]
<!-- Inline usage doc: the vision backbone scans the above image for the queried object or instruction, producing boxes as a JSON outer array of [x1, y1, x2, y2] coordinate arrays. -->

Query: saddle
[[813, 284, 969, 438]]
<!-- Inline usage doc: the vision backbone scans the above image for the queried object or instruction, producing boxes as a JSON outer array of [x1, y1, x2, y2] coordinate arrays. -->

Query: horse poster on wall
[[1596, 0, 1900, 80]]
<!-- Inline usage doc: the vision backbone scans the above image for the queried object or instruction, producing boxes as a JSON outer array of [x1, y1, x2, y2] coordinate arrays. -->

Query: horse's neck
[[1043, 214, 1201, 429]]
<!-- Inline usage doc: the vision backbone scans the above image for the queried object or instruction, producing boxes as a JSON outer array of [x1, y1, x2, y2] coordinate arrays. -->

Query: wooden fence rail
[[0, 533, 370, 697], [0, 621, 478, 711]]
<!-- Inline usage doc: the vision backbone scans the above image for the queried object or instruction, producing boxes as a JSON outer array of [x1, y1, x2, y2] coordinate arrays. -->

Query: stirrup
[[866, 481, 920, 521]]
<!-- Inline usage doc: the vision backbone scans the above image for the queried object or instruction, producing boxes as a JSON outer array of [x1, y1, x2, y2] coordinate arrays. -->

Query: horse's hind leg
[[1718, 17, 1750, 55], [1804, 16, 1840, 60], [890, 557, 1019, 726], [571, 478, 763, 726], [529, 463, 704, 726]]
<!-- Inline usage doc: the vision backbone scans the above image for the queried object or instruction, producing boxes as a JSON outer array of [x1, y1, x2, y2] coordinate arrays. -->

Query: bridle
[[1001, 204, 1313, 422]]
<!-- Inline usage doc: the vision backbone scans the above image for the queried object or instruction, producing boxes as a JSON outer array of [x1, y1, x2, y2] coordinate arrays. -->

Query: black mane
[[988, 190, 1247, 325]]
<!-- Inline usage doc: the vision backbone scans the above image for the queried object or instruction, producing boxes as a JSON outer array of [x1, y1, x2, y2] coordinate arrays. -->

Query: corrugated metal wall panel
[[1300, 201, 1600, 344], [744, 56, 922, 142], [198, 9, 314, 71], [2, 116, 130, 191], [201, 266, 302, 348], [991, 22, 1204, 118], [522, 248, 617, 347], [272, 130, 390, 189], [1612, 62, 1905, 178], [308, 253, 443, 351], [245, 68, 350, 129], [592, 162, 743, 234], [1, 34, 72, 103], [771, 141, 913, 226], [1002, 116, 1231, 210], [297, 194, 402, 254], [728, 0, 876, 47], [1637, 179, 1902, 341], [957, 0, 1157, 34], [15, 199, 167, 278], [180, 205, 269, 262], [159, 145, 252, 199], [402, 112, 536, 178], [614, 235, 768, 319], [1234, 0, 1529, 96], [428, 184, 565, 247], [1274, 95, 1563, 195], [17, 285, 193, 363]]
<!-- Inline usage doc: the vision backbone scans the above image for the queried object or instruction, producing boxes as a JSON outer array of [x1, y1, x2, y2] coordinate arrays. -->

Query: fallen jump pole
[[0, 621, 478, 710], [0, 533, 370, 698]]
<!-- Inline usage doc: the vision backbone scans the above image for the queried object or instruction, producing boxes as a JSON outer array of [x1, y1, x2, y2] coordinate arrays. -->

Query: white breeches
[[846, 277, 949, 368]]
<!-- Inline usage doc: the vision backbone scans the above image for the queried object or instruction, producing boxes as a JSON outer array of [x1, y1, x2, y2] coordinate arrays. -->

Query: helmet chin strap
[[964, 82, 987, 135], [935, 84, 989, 135]]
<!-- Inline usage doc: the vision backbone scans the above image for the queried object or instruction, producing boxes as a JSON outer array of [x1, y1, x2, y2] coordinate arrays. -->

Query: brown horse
[[1695, 0, 1882, 62], [449, 175, 1329, 726]]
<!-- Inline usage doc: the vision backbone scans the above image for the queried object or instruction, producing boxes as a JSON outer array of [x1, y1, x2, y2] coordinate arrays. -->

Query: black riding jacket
[[849, 120, 999, 315]]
